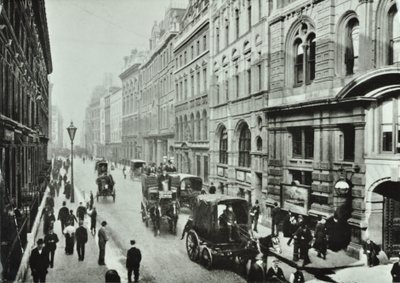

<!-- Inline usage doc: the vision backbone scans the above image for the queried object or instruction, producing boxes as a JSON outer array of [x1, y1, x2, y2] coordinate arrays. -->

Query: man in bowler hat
[[75, 221, 88, 261], [29, 239, 49, 282], [126, 240, 142, 283]]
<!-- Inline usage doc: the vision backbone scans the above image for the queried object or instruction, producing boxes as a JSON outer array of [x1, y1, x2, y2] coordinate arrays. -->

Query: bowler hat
[[37, 239, 44, 245], [101, 221, 107, 226], [130, 240, 136, 245]]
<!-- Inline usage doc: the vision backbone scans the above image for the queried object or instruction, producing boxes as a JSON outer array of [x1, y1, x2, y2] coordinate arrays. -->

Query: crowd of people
[[29, 157, 143, 283]]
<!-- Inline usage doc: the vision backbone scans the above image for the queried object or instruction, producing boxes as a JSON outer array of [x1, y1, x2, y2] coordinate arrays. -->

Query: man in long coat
[[29, 239, 49, 282], [75, 221, 88, 261], [57, 201, 69, 232], [266, 259, 286, 283], [44, 228, 59, 268], [98, 221, 109, 265], [126, 240, 142, 283]]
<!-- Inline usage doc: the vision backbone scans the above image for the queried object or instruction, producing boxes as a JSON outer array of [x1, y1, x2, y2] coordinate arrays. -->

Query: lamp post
[[67, 121, 77, 203]]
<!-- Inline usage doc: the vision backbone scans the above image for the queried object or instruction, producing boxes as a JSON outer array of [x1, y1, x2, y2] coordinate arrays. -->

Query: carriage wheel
[[234, 255, 247, 275], [201, 247, 213, 270], [186, 231, 199, 261]]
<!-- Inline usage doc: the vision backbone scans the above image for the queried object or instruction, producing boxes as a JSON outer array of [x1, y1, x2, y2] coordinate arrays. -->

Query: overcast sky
[[46, 0, 184, 144]]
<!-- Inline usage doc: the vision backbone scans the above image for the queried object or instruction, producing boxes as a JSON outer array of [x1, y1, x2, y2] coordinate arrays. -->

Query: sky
[[45, 0, 185, 145]]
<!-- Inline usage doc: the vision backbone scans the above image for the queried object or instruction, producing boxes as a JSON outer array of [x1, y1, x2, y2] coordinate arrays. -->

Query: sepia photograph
[[1, 0, 400, 282]]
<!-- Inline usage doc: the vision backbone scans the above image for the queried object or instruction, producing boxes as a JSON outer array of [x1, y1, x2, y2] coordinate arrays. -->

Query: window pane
[[304, 128, 314, 159], [292, 129, 302, 157], [382, 100, 393, 123], [382, 125, 393, 151]]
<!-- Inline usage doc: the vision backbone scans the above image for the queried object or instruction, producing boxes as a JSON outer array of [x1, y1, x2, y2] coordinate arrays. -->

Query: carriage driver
[[219, 204, 237, 242]]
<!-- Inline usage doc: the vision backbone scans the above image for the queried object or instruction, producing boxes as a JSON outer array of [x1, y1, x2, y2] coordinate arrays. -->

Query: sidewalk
[[25, 184, 108, 283], [254, 223, 363, 270]]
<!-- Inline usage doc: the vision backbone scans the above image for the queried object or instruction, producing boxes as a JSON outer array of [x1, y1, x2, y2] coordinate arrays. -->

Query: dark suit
[[247, 260, 266, 283], [29, 247, 49, 282], [44, 233, 59, 267], [158, 174, 171, 191], [392, 262, 400, 282], [266, 266, 286, 283], [57, 206, 69, 232], [75, 226, 88, 261], [126, 247, 142, 282]]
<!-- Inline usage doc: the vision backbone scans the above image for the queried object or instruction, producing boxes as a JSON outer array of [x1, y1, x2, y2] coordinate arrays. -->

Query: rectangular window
[[225, 72, 229, 102], [216, 27, 220, 53], [247, 68, 251, 96], [191, 45, 194, 59], [225, 24, 229, 47], [184, 79, 188, 99], [247, 2, 252, 30], [216, 76, 220, 105], [197, 40, 200, 55], [203, 35, 207, 51], [204, 156, 209, 183], [197, 156, 201, 177], [291, 127, 314, 159], [235, 73, 239, 98], [342, 125, 355, 161], [257, 64, 262, 90], [191, 75, 194, 97], [382, 100, 394, 152], [184, 51, 187, 64], [197, 71, 201, 95], [203, 68, 207, 93], [235, 9, 239, 39], [290, 170, 312, 186]]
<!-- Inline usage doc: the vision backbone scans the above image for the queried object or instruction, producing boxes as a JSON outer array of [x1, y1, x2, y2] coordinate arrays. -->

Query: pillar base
[[346, 242, 363, 259]]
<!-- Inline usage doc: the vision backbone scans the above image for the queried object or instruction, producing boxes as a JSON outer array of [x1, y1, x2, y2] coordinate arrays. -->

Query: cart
[[169, 173, 203, 209], [184, 194, 258, 270]]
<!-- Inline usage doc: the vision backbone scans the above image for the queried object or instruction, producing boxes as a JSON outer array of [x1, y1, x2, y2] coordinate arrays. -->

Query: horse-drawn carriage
[[184, 194, 259, 270], [130, 159, 146, 179], [141, 174, 179, 236], [169, 174, 203, 209], [95, 160, 116, 202]]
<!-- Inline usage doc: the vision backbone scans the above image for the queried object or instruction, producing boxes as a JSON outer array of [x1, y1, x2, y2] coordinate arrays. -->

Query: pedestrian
[[57, 201, 69, 232], [49, 182, 55, 198], [90, 191, 94, 210], [76, 202, 87, 222], [44, 228, 59, 268], [45, 196, 54, 211], [247, 254, 267, 283], [219, 182, 225, 194], [313, 218, 327, 259], [289, 266, 305, 283], [250, 200, 260, 232], [63, 223, 75, 255], [271, 202, 281, 236], [123, 166, 127, 179], [43, 209, 55, 235], [283, 210, 296, 237], [98, 221, 109, 265], [363, 238, 380, 267], [55, 180, 60, 197], [64, 180, 71, 199], [126, 240, 142, 283], [297, 224, 312, 266], [271, 231, 282, 254], [266, 259, 286, 283], [88, 207, 97, 236], [75, 221, 88, 261], [391, 253, 400, 282], [105, 269, 121, 283], [29, 239, 49, 283], [67, 210, 78, 226], [209, 182, 216, 194]]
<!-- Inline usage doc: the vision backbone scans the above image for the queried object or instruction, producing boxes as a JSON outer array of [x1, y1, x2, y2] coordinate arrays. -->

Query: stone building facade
[[139, 7, 186, 165], [209, 0, 269, 205], [0, 0, 52, 279], [262, 0, 400, 258], [120, 50, 146, 161], [109, 87, 122, 162], [173, 0, 210, 185]]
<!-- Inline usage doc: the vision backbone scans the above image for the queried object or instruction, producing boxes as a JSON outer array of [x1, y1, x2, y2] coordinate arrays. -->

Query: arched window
[[289, 22, 316, 87], [219, 127, 228, 164], [294, 39, 304, 86], [345, 18, 359, 75], [389, 5, 400, 65], [256, 136, 262, 151], [190, 113, 195, 141], [239, 124, 251, 167], [196, 111, 201, 140], [202, 110, 208, 140]]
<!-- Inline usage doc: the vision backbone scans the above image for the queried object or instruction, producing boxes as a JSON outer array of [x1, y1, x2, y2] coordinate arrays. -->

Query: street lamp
[[67, 121, 77, 203]]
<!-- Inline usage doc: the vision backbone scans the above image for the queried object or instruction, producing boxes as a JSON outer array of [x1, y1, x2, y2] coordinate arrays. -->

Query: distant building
[[109, 87, 123, 162], [173, 0, 210, 184], [119, 50, 146, 162], [51, 105, 64, 149], [139, 5, 186, 165]]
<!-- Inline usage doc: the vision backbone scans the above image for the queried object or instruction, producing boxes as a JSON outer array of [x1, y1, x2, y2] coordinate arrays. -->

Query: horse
[[150, 205, 161, 236]]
